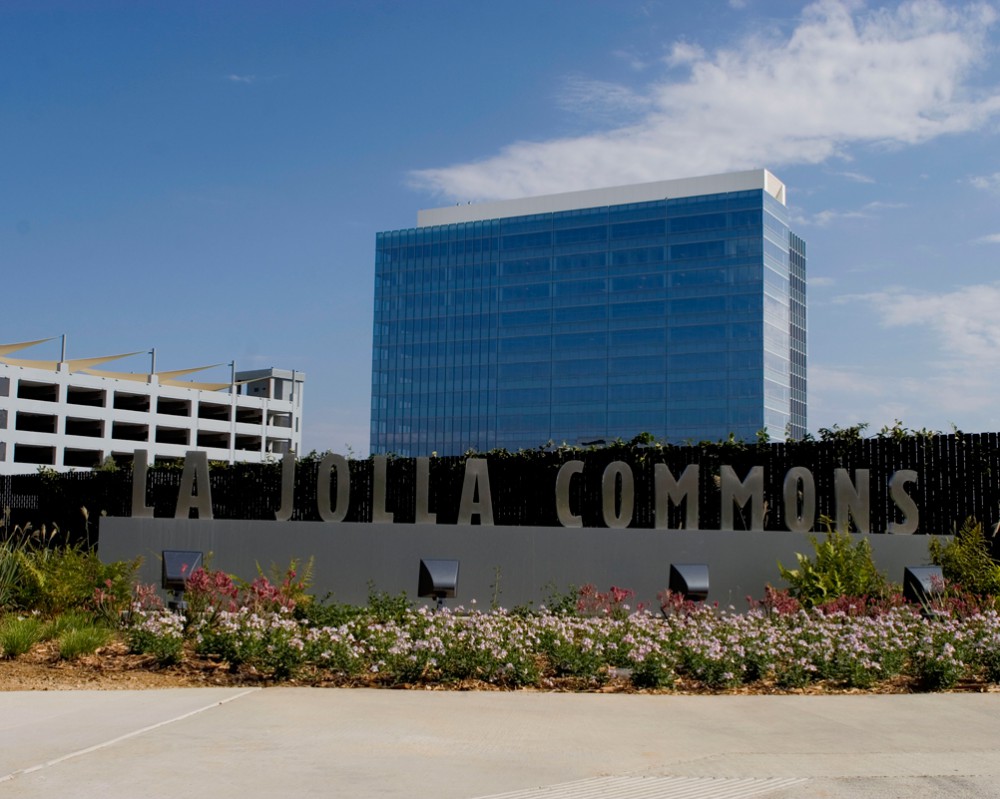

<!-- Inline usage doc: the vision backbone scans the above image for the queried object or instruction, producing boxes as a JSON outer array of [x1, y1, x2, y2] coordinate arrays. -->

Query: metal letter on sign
[[654, 463, 699, 530], [888, 470, 919, 534], [601, 461, 634, 529], [317, 453, 350, 523], [555, 460, 584, 528], [458, 459, 494, 526], [782, 467, 815, 533], [174, 450, 213, 520]]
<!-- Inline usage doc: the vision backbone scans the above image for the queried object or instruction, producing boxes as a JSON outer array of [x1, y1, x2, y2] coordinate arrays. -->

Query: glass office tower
[[371, 169, 806, 456]]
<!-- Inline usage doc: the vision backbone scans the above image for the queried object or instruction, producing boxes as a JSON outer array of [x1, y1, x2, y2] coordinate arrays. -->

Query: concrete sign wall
[[100, 518, 940, 609]]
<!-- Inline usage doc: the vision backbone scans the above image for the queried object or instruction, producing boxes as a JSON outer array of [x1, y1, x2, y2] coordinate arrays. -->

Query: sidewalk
[[2, 688, 1000, 798]]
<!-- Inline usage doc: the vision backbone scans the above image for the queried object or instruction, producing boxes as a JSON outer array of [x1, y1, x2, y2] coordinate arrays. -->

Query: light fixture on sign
[[418, 558, 459, 611], [161, 550, 203, 611], [668, 563, 710, 602]]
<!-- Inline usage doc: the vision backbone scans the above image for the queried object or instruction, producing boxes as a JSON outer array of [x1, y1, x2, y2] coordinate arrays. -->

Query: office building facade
[[372, 169, 805, 456]]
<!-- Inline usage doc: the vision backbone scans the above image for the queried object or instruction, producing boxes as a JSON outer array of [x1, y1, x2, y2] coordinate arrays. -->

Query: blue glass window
[[372, 185, 804, 455]]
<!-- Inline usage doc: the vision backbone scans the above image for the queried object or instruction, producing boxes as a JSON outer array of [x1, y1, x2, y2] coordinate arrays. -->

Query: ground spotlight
[[418, 558, 459, 610], [903, 565, 945, 608], [668, 563, 710, 602], [161, 550, 203, 611]]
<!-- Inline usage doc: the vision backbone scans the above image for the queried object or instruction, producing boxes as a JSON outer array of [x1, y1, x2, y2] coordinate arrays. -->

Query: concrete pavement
[[2, 688, 1000, 798]]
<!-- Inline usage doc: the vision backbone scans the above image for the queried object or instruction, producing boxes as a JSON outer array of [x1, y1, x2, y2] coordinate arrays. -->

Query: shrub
[[630, 652, 675, 689], [659, 588, 713, 617], [365, 584, 412, 624], [126, 611, 185, 665], [0, 517, 44, 610], [58, 625, 111, 660], [778, 528, 892, 608], [0, 540, 27, 610], [814, 592, 907, 617], [250, 559, 314, 611], [186, 563, 312, 621], [576, 584, 639, 619], [193, 608, 306, 678], [184, 566, 240, 619], [435, 610, 542, 687], [747, 585, 801, 615], [130, 583, 165, 614], [295, 596, 366, 628], [911, 628, 969, 691], [929, 519, 1000, 599], [13, 546, 138, 616], [973, 620, 1000, 683], [302, 622, 367, 677], [673, 613, 747, 689], [41, 609, 99, 640], [540, 582, 579, 615], [0, 615, 43, 658], [535, 615, 615, 682]]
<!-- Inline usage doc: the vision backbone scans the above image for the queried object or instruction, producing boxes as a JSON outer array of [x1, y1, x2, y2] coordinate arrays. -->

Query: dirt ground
[[0, 640, 255, 691]]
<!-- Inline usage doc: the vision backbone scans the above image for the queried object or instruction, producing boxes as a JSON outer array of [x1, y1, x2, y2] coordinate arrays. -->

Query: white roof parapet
[[417, 169, 785, 228], [235, 368, 306, 381]]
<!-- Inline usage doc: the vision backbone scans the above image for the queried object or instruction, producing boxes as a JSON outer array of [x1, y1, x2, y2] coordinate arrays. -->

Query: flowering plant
[[113, 573, 1000, 693]]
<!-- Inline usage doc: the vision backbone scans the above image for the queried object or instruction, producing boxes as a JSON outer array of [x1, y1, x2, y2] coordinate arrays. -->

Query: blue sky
[[3, 0, 1000, 454]]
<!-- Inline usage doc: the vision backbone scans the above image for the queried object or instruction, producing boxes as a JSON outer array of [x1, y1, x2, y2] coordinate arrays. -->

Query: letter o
[[782, 466, 815, 533], [602, 461, 634, 529]]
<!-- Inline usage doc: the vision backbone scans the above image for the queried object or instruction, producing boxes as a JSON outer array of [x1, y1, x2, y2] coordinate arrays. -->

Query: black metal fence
[[2, 433, 998, 544]]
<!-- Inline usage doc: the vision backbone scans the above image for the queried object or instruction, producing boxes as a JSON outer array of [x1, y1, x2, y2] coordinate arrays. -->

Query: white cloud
[[863, 200, 908, 211], [859, 282, 1000, 365], [973, 232, 1000, 243], [836, 170, 876, 183], [612, 49, 651, 71], [665, 41, 706, 67], [810, 364, 884, 399], [411, 0, 1000, 201], [226, 74, 255, 84], [803, 208, 870, 226], [807, 365, 906, 431], [809, 364, 996, 432], [556, 77, 651, 123], [795, 199, 908, 226], [970, 171, 1000, 191], [816, 280, 1000, 434]]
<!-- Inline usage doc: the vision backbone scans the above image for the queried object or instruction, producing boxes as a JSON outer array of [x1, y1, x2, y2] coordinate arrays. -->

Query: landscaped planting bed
[[103, 587, 1000, 693], [4, 523, 1000, 692]]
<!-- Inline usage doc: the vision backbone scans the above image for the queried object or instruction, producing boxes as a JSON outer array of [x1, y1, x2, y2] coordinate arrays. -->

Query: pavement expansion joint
[[0, 688, 260, 785]]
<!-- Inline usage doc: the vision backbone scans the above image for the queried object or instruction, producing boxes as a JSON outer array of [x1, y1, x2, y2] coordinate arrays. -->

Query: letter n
[[834, 468, 870, 534]]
